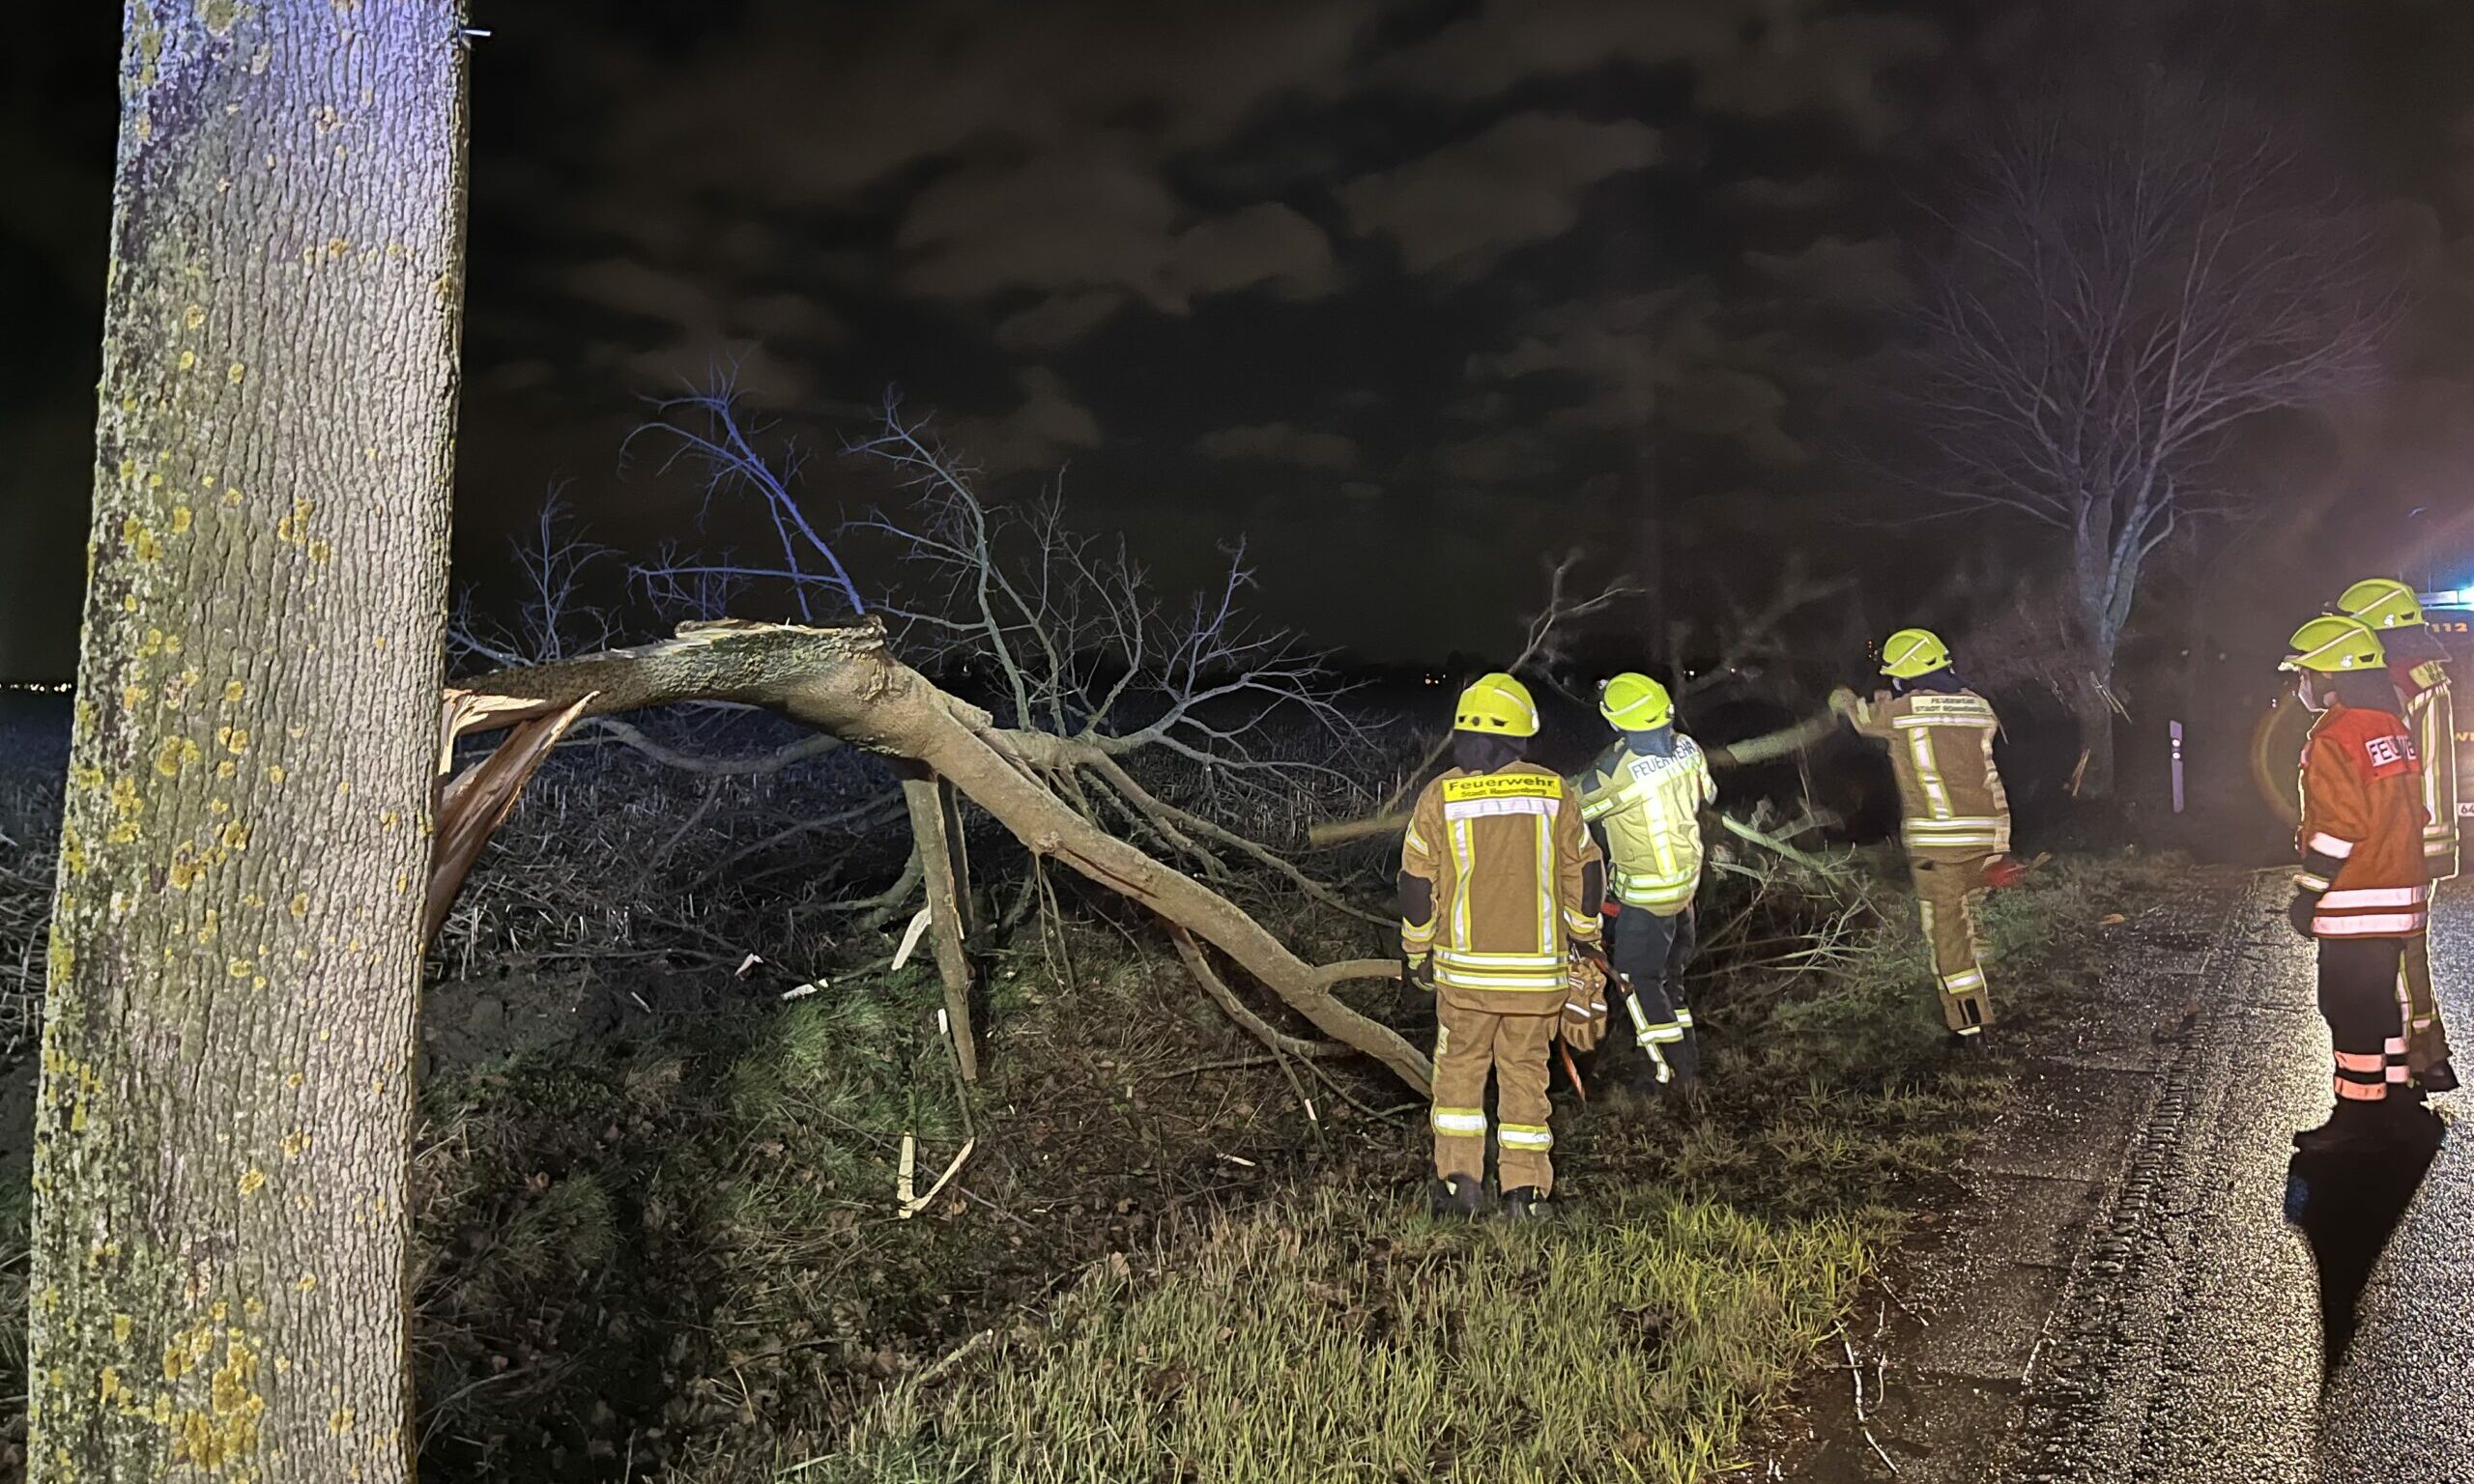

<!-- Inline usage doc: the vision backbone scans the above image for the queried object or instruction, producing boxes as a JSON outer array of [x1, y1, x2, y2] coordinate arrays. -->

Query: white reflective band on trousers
[[2315, 913, 2429, 936], [2317, 886, 2429, 909], [2309, 832, 2358, 859]]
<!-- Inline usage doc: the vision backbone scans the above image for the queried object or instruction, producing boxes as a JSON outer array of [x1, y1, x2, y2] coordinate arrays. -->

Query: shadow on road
[[2283, 1115, 2445, 1380]]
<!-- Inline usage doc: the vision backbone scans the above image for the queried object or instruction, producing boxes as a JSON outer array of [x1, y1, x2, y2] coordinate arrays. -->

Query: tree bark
[[898, 763, 978, 1083], [30, 6, 469, 1481], [458, 621, 1433, 1092], [2068, 671, 2117, 800]]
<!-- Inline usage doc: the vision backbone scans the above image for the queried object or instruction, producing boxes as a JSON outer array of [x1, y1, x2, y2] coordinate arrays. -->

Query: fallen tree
[[438, 617, 1431, 1092]]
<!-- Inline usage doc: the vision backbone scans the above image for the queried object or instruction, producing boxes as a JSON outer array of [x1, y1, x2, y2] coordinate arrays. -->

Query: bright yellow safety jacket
[[1400, 763, 1602, 1011], [1850, 688, 2011, 856], [2401, 658, 2460, 881], [1575, 736, 1715, 915]]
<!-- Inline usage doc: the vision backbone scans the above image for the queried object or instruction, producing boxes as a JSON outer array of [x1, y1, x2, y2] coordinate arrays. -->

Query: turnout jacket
[[1849, 688, 2011, 856], [1401, 762, 1602, 1012], [2296, 701, 2431, 938], [1575, 736, 1715, 915], [2394, 657, 2460, 881]]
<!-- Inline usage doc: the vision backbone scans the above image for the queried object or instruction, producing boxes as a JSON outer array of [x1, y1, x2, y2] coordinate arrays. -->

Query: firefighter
[[2337, 578, 2460, 1095], [1829, 628, 2010, 1042], [1574, 672, 1715, 1094], [2283, 614, 2439, 1154], [1400, 672, 1605, 1219]]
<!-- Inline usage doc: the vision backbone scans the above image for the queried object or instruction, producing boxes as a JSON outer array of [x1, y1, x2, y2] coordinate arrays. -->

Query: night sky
[[8, 1, 2474, 679]]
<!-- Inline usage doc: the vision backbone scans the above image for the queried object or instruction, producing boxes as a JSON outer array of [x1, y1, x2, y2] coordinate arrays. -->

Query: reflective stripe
[[1893, 714, 1997, 729], [1431, 1108, 1488, 1135], [2335, 1077, 2387, 1100], [2309, 832, 2358, 859], [1435, 967, 1567, 990], [1435, 948, 1565, 969], [1673, 1007, 1695, 1029], [1908, 729, 1953, 817], [2316, 913, 2428, 935], [1449, 817, 1475, 946], [2335, 1049, 2386, 1072], [2320, 886, 2429, 909], [2293, 872, 2332, 894], [1404, 825, 1429, 857], [1564, 998, 1606, 1020], [1443, 794, 1559, 821], [1533, 813, 1556, 958], [1942, 968, 1986, 992], [1953, 1024, 1983, 1037], [1636, 1022, 1684, 1045], [1498, 1123, 1553, 1151]]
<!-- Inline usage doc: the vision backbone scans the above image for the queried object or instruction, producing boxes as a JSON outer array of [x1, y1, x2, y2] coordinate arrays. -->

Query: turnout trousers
[[2399, 889, 2455, 1079], [2324, 936, 2409, 1103], [1598, 904, 1699, 1086], [1913, 850, 1994, 1035], [1430, 994, 1558, 1195]]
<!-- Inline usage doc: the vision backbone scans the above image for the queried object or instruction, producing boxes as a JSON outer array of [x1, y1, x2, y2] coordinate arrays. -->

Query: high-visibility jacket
[[1401, 762, 1602, 1012], [1850, 688, 2011, 855], [1575, 736, 1714, 915], [2297, 701, 2431, 938], [2395, 658, 2460, 881]]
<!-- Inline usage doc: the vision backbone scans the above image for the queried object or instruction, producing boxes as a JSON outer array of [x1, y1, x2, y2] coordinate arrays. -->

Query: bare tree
[[1895, 77, 2393, 796], [624, 383, 1375, 824], [449, 485, 620, 669]]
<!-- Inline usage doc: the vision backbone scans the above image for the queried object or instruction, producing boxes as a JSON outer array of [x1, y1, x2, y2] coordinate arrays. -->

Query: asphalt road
[[1759, 872, 2472, 1482], [2011, 879, 2474, 1484]]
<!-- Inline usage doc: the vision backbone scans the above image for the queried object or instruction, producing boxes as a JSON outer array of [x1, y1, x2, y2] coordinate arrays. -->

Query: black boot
[[2423, 1059, 2460, 1095], [1500, 1185, 1553, 1220], [2295, 1100, 2413, 1156], [1428, 1173, 1485, 1219], [2380, 1099, 2448, 1153]]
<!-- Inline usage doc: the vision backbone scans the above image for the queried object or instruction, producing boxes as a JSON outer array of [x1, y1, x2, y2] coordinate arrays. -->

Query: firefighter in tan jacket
[[1401, 672, 1604, 1219], [1831, 628, 2010, 1042], [2339, 579, 2460, 1095]]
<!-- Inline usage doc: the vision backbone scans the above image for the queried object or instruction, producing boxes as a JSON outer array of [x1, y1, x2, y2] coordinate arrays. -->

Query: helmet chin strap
[[2296, 671, 2328, 713]]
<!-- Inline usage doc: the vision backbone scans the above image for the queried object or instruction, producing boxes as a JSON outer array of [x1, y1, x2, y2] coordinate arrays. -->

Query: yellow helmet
[[1880, 627, 1953, 679], [1598, 671, 1673, 730], [2336, 578, 2427, 633], [2282, 614, 2386, 673], [1453, 671, 1539, 737]]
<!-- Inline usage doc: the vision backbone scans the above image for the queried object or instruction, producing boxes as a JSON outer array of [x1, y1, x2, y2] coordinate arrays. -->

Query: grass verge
[[805, 1191, 1873, 1484]]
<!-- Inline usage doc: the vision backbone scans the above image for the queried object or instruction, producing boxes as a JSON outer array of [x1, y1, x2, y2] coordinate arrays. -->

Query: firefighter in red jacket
[[2337, 578, 2459, 1095], [2283, 615, 2441, 1155]]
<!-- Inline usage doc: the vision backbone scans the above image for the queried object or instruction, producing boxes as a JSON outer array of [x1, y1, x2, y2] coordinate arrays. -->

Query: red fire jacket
[[2297, 701, 2431, 938]]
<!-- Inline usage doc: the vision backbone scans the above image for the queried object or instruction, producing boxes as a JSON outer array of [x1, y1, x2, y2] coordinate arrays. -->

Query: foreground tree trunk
[[30, 6, 469, 1480], [456, 621, 1432, 1092]]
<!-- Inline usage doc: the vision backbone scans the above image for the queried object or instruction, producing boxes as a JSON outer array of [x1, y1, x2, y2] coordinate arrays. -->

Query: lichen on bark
[[29, 4, 471, 1481]]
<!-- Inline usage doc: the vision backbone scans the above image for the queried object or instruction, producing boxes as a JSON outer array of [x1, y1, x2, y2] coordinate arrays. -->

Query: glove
[[1561, 956, 1609, 1053], [2286, 890, 2319, 940], [1827, 686, 1859, 719], [1393, 952, 1436, 1028]]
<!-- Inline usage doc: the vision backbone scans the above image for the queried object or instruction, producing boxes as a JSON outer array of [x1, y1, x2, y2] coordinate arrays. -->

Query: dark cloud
[[1339, 114, 1662, 276], [942, 367, 1103, 477], [1744, 235, 1910, 308], [1196, 422, 1359, 472]]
